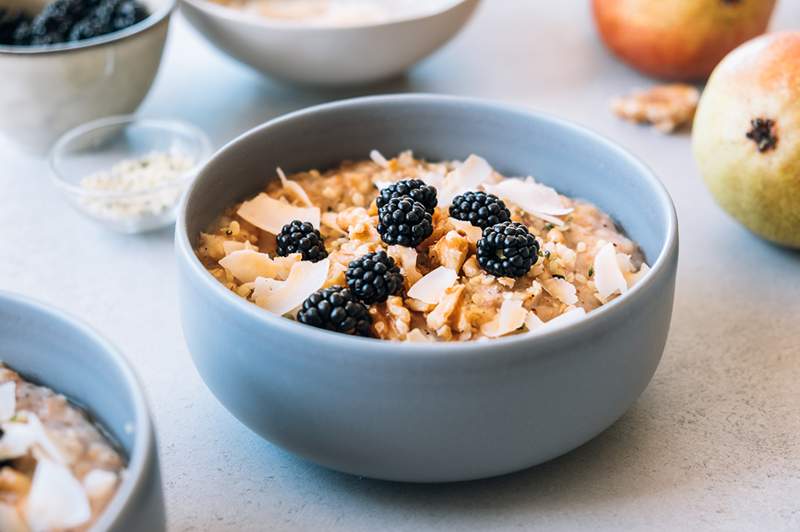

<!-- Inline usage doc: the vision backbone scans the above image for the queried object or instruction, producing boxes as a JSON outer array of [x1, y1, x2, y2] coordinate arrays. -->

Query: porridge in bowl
[[196, 151, 650, 341], [0, 364, 125, 531]]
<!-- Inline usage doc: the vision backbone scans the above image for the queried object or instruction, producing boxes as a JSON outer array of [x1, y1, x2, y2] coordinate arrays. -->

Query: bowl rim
[[181, 0, 475, 31], [176, 93, 679, 355], [0, 0, 175, 56], [0, 290, 156, 531], [48, 114, 213, 200]]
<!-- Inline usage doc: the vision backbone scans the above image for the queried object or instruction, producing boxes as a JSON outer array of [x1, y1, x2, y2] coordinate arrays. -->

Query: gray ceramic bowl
[[0, 0, 175, 154], [176, 94, 679, 483], [0, 291, 165, 531]]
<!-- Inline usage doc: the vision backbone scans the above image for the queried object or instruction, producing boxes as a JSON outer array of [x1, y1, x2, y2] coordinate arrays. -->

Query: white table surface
[[2, 2, 799, 530]]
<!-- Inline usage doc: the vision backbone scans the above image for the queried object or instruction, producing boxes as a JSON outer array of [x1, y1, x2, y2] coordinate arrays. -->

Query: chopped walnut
[[429, 230, 469, 272], [611, 84, 700, 133], [427, 284, 465, 331]]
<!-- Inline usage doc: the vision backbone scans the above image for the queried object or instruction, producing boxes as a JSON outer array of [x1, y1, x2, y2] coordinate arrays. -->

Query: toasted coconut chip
[[524, 310, 545, 332], [448, 218, 483, 243], [26, 458, 91, 531], [252, 259, 330, 316], [0, 381, 15, 422], [370, 149, 390, 168], [481, 298, 528, 338], [219, 250, 297, 283], [483, 177, 573, 226], [277, 167, 313, 207], [408, 266, 458, 305], [437, 154, 493, 207], [237, 193, 320, 234], [626, 263, 650, 288], [0, 413, 65, 463], [83, 469, 118, 502], [388, 245, 422, 287], [0, 503, 26, 532], [546, 307, 587, 328], [321, 212, 348, 236], [616, 252, 634, 273], [594, 242, 628, 300], [222, 240, 257, 256], [406, 328, 435, 342], [543, 278, 578, 305]]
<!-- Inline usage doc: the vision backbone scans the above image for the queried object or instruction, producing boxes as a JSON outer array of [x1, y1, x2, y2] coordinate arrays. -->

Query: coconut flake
[[277, 167, 313, 207], [481, 298, 528, 338], [626, 263, 650, 288], [83, 469, 118, 502], [237, 193, 320, 234], [546, 307, 587, 328], [543, 278, 579, 305], [406, 328, 435, 342], [370, 149, 390, 168], [407, 266, 458, 305], [0, 503, 26, 532], [219, 250, 281, 283], [0, 382, 15, 422], [524, 310, 545, 332], [594, 242, 628, 300], [222, 240, 257, 256], [437, 154, 494, 207], [252, 259, 329, 315], [26, 458, 91, 531], [483, 177, 573, 226], [0, 413, 65, 463], [448, 218, 483, 243]]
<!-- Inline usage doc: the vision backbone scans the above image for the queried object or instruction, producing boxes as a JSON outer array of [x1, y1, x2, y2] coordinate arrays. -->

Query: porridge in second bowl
[[0, 364, 126, 531], [196, 151, 650, 341]]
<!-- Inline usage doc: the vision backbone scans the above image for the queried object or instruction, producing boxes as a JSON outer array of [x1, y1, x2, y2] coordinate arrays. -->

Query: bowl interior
[[184, 96, 672, 266], [50, 116, 210, 194], [0, 292, 144, 454]]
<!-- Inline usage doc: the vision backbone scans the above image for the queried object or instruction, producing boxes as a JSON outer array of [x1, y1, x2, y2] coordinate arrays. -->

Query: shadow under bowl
[[175, 94, 679, 482]]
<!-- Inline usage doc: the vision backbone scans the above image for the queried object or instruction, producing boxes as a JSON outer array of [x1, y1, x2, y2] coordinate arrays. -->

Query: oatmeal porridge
[[196, 151, 650, 342], [0, 365, 126, 531]]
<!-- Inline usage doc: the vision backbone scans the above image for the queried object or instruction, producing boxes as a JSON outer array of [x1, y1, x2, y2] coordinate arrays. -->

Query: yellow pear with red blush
[[592, 0, 777, 81]]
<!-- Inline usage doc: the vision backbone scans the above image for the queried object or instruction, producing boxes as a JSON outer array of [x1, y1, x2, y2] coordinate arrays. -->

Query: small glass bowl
[[49, 115, 212, 234]]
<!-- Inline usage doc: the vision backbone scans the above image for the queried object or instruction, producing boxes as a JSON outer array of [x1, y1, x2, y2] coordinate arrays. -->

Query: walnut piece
[[611, 84, 700, 133]]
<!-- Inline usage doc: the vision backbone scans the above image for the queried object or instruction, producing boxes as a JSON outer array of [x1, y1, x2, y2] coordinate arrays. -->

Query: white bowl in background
[[180, 0, 480, 86], [0, 0, 175, 154]]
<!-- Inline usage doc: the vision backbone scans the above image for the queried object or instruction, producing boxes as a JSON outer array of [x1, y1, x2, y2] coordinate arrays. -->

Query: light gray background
[[1, 2, 798, 530]]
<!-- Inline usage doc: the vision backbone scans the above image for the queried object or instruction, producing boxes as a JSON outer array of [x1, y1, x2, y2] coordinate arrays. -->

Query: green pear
[[693, 31, 800, 248]]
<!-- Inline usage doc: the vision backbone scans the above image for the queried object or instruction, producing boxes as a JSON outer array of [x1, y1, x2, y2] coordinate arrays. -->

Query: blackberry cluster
[[346, 251, 403, 304], [297, 287, 373, 337], [376, 179, 437, 214], [377, 197, 433, 248], [0, 0, 149, 46], [449, 191, 511, 230], [276, 220, 328, 262], [476, 221, 539, 278]]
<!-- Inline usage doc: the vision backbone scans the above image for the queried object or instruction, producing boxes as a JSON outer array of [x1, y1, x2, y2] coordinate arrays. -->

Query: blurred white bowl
[[0, 0, 175, 154], [180, 0, 479, 86]]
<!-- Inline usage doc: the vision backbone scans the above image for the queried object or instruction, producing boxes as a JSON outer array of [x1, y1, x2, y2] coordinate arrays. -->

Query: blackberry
[[376, 179, 437, 214], [346, 251, 403, 304], [276, 220, 328, 262], [0, 9, 32, 45], [477, 222, 539, 278], [449, 191, 511, 229], [297, 287, 373, 337], [28, 0, 91, 45], [377, 197, 433, 248]]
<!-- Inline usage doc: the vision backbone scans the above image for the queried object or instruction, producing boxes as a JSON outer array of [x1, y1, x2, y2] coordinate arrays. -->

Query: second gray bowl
[[176, 94, 679, 482]]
